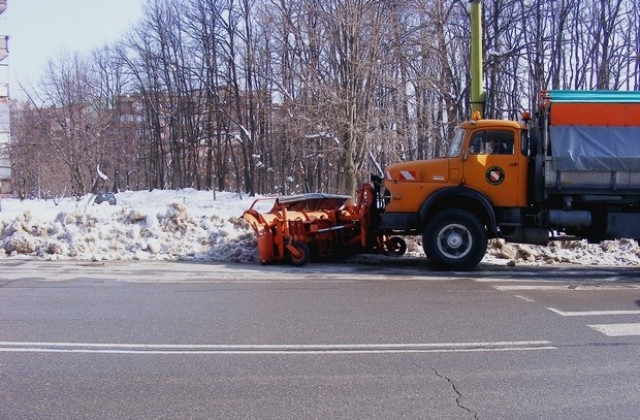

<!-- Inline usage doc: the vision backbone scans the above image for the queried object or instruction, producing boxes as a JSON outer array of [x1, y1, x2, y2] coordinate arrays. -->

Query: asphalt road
[[1, 259, 639, 420]]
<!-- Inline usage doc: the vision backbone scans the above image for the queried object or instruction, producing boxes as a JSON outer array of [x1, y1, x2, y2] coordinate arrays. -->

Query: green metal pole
[[470, 0, 484, 119]]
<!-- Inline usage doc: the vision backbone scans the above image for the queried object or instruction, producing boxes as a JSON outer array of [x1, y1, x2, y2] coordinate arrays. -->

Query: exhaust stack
[[470, 0, 484, 119]]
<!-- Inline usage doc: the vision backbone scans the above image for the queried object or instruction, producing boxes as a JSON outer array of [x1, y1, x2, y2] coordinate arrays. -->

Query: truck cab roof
[[459, 119, 526, 130]]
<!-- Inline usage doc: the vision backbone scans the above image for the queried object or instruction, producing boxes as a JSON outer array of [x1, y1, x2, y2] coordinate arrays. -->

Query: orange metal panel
[[551, 103, 640, 126]]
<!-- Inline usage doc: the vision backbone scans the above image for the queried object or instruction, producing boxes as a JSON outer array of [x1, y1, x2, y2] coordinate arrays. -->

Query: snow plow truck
[[243, 1, 640, 270], [244, 90, 640, 270]]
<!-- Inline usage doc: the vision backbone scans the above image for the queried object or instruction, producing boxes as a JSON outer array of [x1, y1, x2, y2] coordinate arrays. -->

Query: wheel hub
[[447, 232, 463, 249], [437, 223, 472, 259]]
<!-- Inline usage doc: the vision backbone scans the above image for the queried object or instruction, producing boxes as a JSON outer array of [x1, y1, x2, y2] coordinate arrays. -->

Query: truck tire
[[423, 209, 487, 270]]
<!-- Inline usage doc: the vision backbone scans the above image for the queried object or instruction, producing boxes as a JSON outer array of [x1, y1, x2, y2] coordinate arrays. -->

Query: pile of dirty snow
[[0, 190, 258, 262], [0, 189, 639, 266]]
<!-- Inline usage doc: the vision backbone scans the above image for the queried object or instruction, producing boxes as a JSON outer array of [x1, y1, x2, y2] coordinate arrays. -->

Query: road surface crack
[[433, 368, 480, 420]]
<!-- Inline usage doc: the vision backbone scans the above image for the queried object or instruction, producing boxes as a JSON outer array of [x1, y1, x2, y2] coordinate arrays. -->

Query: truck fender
[[418, 186, 498, 235]]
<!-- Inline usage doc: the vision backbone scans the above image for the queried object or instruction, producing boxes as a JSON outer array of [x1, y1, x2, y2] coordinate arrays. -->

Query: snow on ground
[[0, 190, 258, 263], [0, 189, 639, 267]]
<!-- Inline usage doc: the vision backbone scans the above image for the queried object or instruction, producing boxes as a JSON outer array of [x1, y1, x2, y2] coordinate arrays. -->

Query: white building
[[0, 0, 10, 194]]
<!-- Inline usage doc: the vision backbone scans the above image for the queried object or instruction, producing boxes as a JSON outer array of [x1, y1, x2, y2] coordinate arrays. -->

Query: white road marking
[[514, 294, 536, 302], [0, 340, 556, 355], [474, 278, 558, 283], [588, 323, 640, 337], [0, 347, 558, 355], [494, 285, 640, 291], [547, 307, 640, 317]]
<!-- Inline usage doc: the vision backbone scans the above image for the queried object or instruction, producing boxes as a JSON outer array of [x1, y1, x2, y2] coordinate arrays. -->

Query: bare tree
[[20, 53, 115, 195], [11, 0, 640, 197]]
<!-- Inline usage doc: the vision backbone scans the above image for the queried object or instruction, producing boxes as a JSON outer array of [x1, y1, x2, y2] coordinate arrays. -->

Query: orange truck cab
[[376, 90, 640, 269]]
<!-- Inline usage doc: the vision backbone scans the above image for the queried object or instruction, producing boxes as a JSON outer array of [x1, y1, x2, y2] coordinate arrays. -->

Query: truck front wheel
[[423, 210, 487, 270]]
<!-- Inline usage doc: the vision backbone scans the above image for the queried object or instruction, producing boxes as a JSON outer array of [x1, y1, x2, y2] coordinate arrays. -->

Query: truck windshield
[[447, 128, 465, 157]]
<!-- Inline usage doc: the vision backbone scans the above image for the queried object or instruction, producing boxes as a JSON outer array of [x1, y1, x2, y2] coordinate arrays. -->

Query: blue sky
[[2, 0, 145, 99]]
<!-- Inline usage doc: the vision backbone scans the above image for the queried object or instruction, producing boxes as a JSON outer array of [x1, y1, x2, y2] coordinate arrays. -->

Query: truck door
[[464, 129, 525, 207]]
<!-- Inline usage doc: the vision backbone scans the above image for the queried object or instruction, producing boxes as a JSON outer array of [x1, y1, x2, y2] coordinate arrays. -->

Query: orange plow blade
[[242, 181, 402, 266]]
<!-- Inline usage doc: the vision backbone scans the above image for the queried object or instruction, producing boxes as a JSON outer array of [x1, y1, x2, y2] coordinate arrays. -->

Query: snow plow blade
[[242, 182, 405, 266]]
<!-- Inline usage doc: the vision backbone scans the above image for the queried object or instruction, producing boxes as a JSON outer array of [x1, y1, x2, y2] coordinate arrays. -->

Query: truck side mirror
[[527, 129, 540, 157]]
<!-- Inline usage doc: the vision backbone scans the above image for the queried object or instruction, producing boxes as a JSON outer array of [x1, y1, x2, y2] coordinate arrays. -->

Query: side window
[[469, 131, 485, 154], [521, 131, 529, 156], [486, 130, 514, 155], [468, 130, 514, 155]]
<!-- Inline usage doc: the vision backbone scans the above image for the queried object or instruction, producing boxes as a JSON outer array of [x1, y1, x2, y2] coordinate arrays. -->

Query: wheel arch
[[418, 187, 498, 237]]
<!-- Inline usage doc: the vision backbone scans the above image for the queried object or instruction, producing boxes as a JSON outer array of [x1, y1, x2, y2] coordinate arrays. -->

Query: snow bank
[[0, 190, 258, 262], [0, 189, 639, 267]]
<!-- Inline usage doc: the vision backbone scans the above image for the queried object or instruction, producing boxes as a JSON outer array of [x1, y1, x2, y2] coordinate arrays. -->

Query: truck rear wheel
[[423, 210, 487, 270]]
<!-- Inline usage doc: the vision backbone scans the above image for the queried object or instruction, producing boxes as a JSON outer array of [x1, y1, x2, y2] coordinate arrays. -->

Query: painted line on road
[[494, 285, 640, 291], [0, 340, 556, 355], [588, 323, 640, 337], [547, 307, 640, 317], [0, 347, 558, 355]]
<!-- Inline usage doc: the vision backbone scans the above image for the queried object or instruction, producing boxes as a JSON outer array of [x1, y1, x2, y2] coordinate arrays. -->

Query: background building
[[0, 0, 10, 194]]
